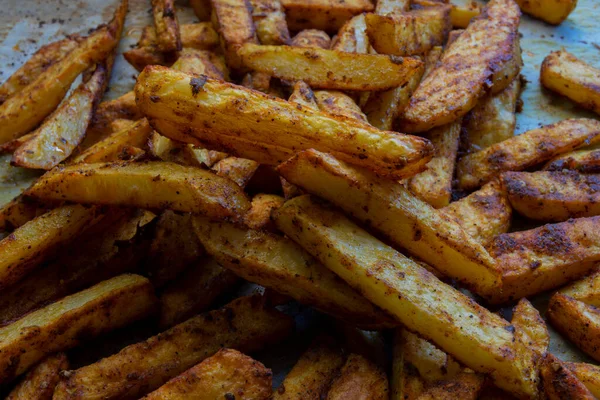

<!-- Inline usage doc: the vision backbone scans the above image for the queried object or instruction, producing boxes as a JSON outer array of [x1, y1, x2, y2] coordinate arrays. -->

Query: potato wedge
[[192, 216, 397, 328], [290, 29, 331, 48], [53, 295, 293, 400], [408, 120, 461, 208], [448, 0, 482, 28], [86, 91, 142, 139], [366, 7, 451, 56], [136, 67, 433, 179], [0, 195, 47, 232], [273, 195, 538, 398], [560, 271, 600, 307], [0, 153, 42, 209], [249, 0, 291, 45], [314, 90, 368, 122], [401, 330, 462, 382], [211, 156, 260, 187], [0, 274, 156, 384], [541, 50, 600, 115], [274, 335, 345, 400], [148, 132, 202, 167], [511, 298, 549, 356], [0, 36, 80, 105], [0, 204, 97, 290], [565, 362, 600, 398], [544, 147, 600, 173], [502, 171, 600, 221], [243, 193, 284, 230], [326, 353, 389, 400], [487, 216, 600, 303], [331, 14, 369, 53], [281, 0, 374, 32], [515, 0, 576, 24], [457, 118, 600, 190], [142, 348, 272, 400], [277, 150, 501, 295], [376, 0, 409, 15], [239, 43, 423, 90], [211, 0, 258, 71], [152, 0, 181, 52], [397, 0, 521, 132], [170, 48, 229, 80], [6, 353, 69, 400], [540, 353, 595, 400], [463, 77, 521, 153], [288, 81, 318, 109]]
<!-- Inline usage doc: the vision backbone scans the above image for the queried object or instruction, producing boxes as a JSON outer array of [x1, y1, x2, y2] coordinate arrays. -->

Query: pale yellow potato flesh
[[314, 90, 368, 122], [511, 298, 549, 356], [375, 0, 409, 15], [565, 362, 600, 398], [449, 0, 482, 28], [331, 14, 369, 54], [515, 0, 577, 24], [560, 271, 600, 307]]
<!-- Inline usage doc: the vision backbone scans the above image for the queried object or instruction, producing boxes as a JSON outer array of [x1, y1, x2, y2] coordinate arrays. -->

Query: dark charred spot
[[190, 75, 208, 96], [532, 225, 572, 255]]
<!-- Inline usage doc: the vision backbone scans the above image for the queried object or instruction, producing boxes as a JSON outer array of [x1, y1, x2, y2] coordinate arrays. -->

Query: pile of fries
[[1, 0, 599, 398]]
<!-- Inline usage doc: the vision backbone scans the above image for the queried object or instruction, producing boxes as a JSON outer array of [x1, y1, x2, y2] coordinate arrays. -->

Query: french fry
[[457, 118, 600, 190], [560, 271, 600, 307], [249, 0, 291, 45], [366, 7, 451, 56], [211, 156, 260, 187], [541, 50, 600, 115], [487, 216, 600, 303], [288, 81, 319, 109], [502, 171, 600, 221], [408, 120, 461, 208], [397, 0, 521, 132], [544, 147, 600, 173], [280, 0, 374, 32], [515, 0, 577, 24], [137, 67, 433, 179], [0, 195, 47, 232], [6, 353, 69, 400], [540, 353, 595, 400], [511, 298, 549, 356], [53, 295, 293, 399], [158, 257, 239, 328], [314, 90, 368, 122], [331, 14, 369, 54], [565, 362, 600, 398], [170, 48, 229, 80], [0, 274, 156, 384], [443, 180, 511, 246], [277, 150, 501, 295], [190, 0, 212, 21], [211, 0, 259, 72], [0, 36, 80, 104], [142, 348, 272, 400], [463, 77, 521, 153], [192, 215, 397, 328], [448, 0, 482, 28], [0, 134, 35, 155], [152, 0, 181, 52], [375, 0, 409, 15], [0, 204, 98, 290], [326, 353, 389, 400], [273, 195, 538, 398], [401, 330, 462, 382], [122, 46, 171, 73], [85, 91, 142, 141], [25, 161, 251, 220], [0, 153, 42, 210], [243, 193, 284, 230], [290, 29, 331, 48], [239, 43, 423, 90]]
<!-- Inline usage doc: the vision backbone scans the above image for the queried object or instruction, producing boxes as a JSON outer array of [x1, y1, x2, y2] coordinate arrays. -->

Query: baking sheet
[[1, 0, 599, 390]]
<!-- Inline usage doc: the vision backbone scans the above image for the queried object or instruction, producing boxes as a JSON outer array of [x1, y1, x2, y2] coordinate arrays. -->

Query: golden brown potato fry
[[190, 0, 212, 20], [11, 66, 105, 170], [211, 156, 260, 187], [0, 274, 156, 384], [274, 335, 344, 400], [281, 0, 374, 32], [331, 14, 369, 53], [0, 196, 47, 232], [142, 22, 219, 50], [122, 46, 169, 72], [487, 216, 600, 303], [152, 0, 181, 52], [25, 161, 250, 220], [511, 298, 549, 356], [0, 134, 35, 155], [142, 348, 272, 400], [288, 81, 319, 109], [277, 150, 501, 295], [0, 36, 80, 105], [565, 362, 600, 398], [463, 77, 521, 153], [443, 180, 511, 246], [541, 50, 600, 115], [326, 353, 388, 400], [239, 43, 423, 90], [502, 171, 600, 221], [448, 0, 482, 28], [408, 120, 461, 208], [401, 330, 461, 382], [560, 271, 600, 307], [86, 91, 142, 139], [6, 353, 69, 400], [158, 257, 239, 329], [544, 147, 600, 173], [457, 118, 600, 190], [110, 118, 136, 133], [290, 29, 331, 48], [136, 67, 433, 179], [170, 48, 229, 80], [249, 0, 291, 45], [540, 353, 594, 400], [376, 0, 409, 15], [193, 216, 397, 328], [211, 0, 258, 71], [0, 204, 97, 290], [148, 132, 203, 167], [397, 0, 521, 132], [366, 7, 451, 56], [314, 90, 368, 122], [273, 195, 538, 398], [243, 193, 284, 230], [53, 295, 293, 400], [515, 0, 577, 24]]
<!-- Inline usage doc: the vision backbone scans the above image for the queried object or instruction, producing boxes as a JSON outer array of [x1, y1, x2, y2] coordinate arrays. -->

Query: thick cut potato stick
[[290, 29, 331, 48], [0, 36, 80, 104], [211, 156, 260, 188], [397, 0, 521, 132], [565, 362, 600, 398], [0, 274, 156, 384], [26, 161, 250, 221], [326, 353, 389, 400], [152, 0, 181, 52], [443, 180, 511, 246], [545, 147, 600, 173], [457, 118, 600, 190], [239, 43, 423, 90], [515, 0, 576, 24], [0, 204, 97, 290], [511, 299, 549, 356], [541, 50, 600, 115], [0, 195, 47, 232], [274, 335, 345, 400], [193, 216, 397, 328], [331, 14, 369, 53], [142, 349, 272, 400], [540, 353, 595, 400], [487, 216, 600, 303], [249, 0, 290, 45], [502, 171, 600, 221], [53, 295, 293, 400], [136, 67, 433, 179], [273, 195, 538, 398], [6, 353, 69, 400], [281, 0, 374, 32], [277, 150, 501, 295], [314, 90, 368, 122], [560, 271, 600, 307], [170, 48, 229, 80], [401, 330, 461, 383]]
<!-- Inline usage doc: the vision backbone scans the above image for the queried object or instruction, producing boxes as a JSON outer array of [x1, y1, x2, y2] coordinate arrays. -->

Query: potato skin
[[540, 353, 594, 400], [281, 0, 374, 33], [545, 148, 600, 173], [6, 353, 69, 400]]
